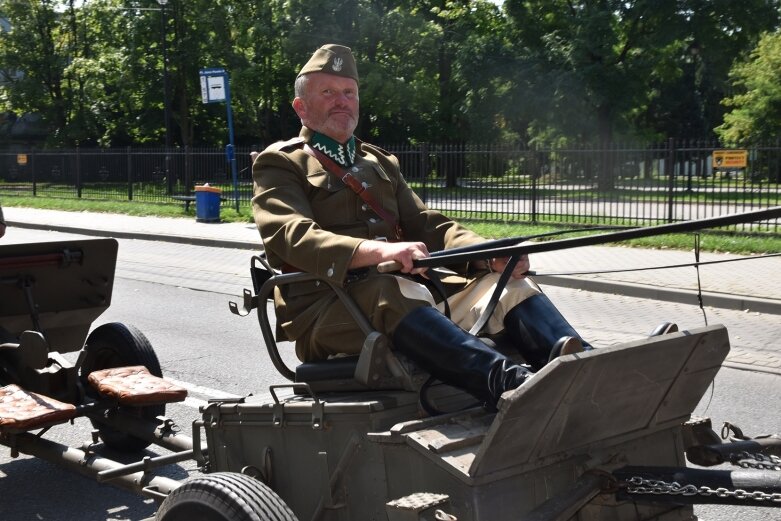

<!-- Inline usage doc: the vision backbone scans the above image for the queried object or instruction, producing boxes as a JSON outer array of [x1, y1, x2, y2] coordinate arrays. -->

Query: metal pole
[[378, 206, 781, 272], [224, 73, 239, 212], [9, 433, 182, 500], [158, 0, 172, 194]]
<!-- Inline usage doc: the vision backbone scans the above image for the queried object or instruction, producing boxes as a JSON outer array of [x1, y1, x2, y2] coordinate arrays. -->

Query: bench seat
[[171, 195, 196, 211], [87, 365, 187, 406], [0, 384, 77, 431]]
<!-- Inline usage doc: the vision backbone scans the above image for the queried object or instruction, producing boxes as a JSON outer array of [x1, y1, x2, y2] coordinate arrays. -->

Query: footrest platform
[[0, 384, 77, 431], [87, 366, 188, 405]]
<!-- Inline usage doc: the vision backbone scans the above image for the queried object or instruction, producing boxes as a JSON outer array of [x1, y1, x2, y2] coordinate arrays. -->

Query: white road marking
[[165, 377, 242, 408]]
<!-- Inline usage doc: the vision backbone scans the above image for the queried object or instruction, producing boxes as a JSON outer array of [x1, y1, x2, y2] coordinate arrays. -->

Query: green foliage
[[502, 0, 779, 145], [717, 30, 781, 145], [0, 0, 779, 148]]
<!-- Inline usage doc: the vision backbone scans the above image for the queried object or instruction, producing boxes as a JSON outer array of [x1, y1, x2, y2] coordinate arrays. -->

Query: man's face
[[293, 72, 359, 143]]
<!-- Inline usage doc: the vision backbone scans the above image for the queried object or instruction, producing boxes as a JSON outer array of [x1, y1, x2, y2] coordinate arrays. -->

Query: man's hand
[[487, 255, 530, 279], [352, 240, 429, 275]]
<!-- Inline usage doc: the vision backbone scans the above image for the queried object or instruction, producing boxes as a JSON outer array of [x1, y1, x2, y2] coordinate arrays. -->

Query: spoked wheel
[[155, 472, 299, 521], [80, 322, 164, 452]]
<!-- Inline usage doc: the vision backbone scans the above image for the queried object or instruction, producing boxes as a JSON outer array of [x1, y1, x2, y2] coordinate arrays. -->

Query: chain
[[729, 451, 781, 471], [626, 476, 781, 504]]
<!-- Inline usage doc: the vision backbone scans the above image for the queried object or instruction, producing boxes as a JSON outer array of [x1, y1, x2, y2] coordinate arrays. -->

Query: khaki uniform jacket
[[252, 127, 485, 342]]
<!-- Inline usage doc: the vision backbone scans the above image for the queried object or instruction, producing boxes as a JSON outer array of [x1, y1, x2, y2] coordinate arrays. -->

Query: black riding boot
[[502, 293, 592, 371], [393, 306, 533, 410]]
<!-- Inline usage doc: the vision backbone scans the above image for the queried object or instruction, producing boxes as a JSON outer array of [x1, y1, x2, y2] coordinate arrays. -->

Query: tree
[[717, 30, 781, 145], [0, 0, 70, 144], [642, 0, 779, 141]]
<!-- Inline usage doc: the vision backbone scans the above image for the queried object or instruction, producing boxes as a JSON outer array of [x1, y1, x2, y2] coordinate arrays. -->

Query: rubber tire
[[80, 322, 164, 452], [156, 472, 299, 521]]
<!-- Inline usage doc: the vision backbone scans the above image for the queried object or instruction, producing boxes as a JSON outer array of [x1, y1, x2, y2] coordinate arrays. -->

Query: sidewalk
[[4, 206, 781, 316]]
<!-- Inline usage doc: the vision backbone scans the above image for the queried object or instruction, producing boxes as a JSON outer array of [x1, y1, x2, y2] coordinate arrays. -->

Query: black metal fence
[[1, 140, 780, 232]]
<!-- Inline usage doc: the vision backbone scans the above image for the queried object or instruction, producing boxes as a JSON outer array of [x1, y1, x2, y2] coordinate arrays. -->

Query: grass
[[453, 221, 781, 256], [1, 194, 253, 223], [3, 194, 780, 255]]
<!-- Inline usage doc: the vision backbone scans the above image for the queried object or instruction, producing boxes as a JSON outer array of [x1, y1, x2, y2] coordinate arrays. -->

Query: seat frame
[[231, 255, 426, 392]]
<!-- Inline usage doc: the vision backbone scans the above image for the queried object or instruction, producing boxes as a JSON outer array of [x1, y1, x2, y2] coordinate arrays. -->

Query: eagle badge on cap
[[297, 44, 358, 81]]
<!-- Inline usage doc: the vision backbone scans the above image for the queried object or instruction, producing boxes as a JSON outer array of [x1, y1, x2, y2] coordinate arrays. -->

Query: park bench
[[171, 194, 196, 212]]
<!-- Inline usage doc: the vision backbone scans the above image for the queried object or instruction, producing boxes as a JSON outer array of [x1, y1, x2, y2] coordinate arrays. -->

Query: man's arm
[[349, 239, 429, 275], [252, 149, 363, 284]]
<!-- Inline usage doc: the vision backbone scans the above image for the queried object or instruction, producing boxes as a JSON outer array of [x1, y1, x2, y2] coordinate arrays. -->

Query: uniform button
[[369, 218, 377, 223], [327, 268, 334, 277], [361, 204, 369, 211], [351, 166, 359, 173]]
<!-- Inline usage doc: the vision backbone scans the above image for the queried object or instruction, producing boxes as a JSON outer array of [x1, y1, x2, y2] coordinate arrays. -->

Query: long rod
[[397, 207, 781, 270], [428, 226, 624, 258], [7, 433, 182, 500]]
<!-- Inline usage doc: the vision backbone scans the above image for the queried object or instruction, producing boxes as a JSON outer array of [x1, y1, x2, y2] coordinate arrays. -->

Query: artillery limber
[[1, 208, 780, 520]]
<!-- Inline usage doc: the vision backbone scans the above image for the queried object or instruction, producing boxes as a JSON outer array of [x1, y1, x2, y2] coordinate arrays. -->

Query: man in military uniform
[[252, 44, 589, 409]]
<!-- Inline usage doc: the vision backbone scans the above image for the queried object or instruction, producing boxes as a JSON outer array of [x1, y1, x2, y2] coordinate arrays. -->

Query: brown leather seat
[[87, 365, 187, 405], [0, 384, 77, 431]]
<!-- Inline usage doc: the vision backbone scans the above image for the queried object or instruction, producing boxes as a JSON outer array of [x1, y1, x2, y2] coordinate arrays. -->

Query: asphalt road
[[1, 228, 779, 521]]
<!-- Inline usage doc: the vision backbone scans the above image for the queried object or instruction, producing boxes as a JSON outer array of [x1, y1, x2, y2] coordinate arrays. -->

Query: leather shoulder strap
[[304, 144, 403, 241]]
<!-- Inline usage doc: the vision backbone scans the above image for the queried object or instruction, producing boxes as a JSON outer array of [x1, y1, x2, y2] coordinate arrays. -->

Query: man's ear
[[292, 97, 306, 119]]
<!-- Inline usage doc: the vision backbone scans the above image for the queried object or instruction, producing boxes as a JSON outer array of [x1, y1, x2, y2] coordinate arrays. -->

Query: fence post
[[530, 143, 538, 224], [666, 137, 676, 222], [420, 143, 428, 204], [776, 137, 781, 184], [31, 149, 37, 196], [76, 146, 82, 198], [127, 146, 133, 200], [185, 145, 193, 193]]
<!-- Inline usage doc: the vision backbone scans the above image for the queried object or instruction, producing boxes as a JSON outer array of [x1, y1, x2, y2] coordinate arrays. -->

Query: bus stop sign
[[200, 68, 228, 104]]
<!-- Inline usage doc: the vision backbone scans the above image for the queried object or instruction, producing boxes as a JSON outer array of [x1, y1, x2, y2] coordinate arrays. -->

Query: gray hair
[[294, 74, 310, 99]]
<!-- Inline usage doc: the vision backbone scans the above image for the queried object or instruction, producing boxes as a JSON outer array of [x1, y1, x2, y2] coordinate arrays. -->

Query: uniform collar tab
[[309, 131, 356, 167]]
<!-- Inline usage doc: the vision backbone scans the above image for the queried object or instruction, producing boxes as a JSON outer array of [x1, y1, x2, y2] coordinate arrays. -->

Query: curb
[[724, 361, 781, 376], [534, 275, 781, 316], [7, 219, 259, 251], [10, 218, 781, 316]]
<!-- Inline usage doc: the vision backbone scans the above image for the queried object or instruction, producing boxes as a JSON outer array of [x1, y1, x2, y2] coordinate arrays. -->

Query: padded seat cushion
[[295, 356, 359, 382], [0, 384, 77, 431], [87, 365, 187, 405]]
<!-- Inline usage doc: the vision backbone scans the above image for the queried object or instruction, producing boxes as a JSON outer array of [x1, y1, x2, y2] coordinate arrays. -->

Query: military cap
[[297, 44, 358, 82]]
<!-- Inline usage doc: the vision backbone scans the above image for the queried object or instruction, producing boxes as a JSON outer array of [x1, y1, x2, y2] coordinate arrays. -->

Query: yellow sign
[[16, 154, 28, 166], [712, 149, 747, 169]]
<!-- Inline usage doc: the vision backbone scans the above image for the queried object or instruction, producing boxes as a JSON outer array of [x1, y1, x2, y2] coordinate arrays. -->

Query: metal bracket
[[272, 403, 285, 428], [78, 430, 101, 465], [228, 288, 258, 317], [154, 416, 179, 438], [311, 400, 324, 430]]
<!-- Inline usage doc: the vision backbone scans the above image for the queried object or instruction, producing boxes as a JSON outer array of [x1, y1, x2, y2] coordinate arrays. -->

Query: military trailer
[[1, 213, 780, 520]]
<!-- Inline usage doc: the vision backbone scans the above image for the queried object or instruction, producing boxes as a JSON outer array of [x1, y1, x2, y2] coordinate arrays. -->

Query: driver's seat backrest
[[247, 254, 425, 393]]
